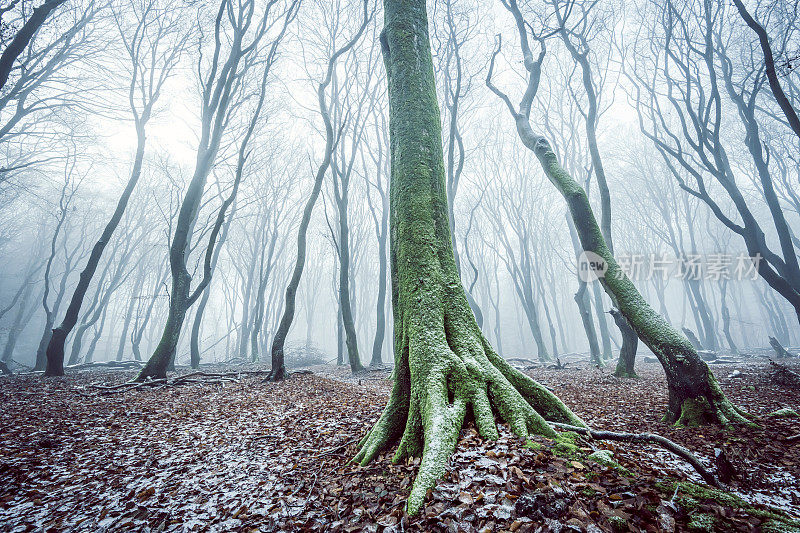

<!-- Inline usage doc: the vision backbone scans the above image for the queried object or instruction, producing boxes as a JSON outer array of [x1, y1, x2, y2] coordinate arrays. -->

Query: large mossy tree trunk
[[353, 0, 584, 516]]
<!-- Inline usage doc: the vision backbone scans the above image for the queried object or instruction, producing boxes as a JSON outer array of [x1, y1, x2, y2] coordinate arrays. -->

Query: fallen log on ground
[[85, 370, 271, 394], [770, 360, 800, 388], [67, 360, 145, 370]]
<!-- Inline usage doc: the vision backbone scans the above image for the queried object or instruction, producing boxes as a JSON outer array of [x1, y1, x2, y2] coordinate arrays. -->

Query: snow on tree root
[[353, 321, 585, 516]]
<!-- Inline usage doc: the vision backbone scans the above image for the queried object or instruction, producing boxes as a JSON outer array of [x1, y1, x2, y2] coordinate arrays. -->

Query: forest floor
[[0, 360, 799, 532]]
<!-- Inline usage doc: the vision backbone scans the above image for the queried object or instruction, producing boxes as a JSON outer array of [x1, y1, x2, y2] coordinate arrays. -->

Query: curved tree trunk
[[267, 5, 370, 381], [354, 2, 584, 516], [45, 122, 147, 376], [530, 133, 747, 425], [530, 135, 747, 426], [487, 0, 748, 427]]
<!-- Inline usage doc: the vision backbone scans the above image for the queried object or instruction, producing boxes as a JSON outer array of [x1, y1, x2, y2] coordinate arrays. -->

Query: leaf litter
[[0, 360, 798, 531]]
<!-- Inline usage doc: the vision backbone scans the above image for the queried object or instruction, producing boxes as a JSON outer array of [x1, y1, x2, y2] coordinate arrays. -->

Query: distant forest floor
[[1, 360, 799, 532]]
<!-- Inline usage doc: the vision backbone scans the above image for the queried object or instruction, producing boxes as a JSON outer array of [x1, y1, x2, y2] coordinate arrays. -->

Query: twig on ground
[[549, 422, 721, 488], [294, 437, 359, 456]]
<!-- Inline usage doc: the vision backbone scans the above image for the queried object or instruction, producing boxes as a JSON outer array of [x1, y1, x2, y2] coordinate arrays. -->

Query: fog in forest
[[1, 0, 797, 374], [1, 0, 799, 529]]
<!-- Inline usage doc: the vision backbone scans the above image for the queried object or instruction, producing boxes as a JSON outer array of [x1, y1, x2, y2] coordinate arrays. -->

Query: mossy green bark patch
[[676, 397, 715, 427], [687, 513, 715, 532], [552, 441, 580, 459], [657, 480, 800, 530], [767, 407, 798, 418], [587, 450, 616, 468], [587, 450, 631, 476]]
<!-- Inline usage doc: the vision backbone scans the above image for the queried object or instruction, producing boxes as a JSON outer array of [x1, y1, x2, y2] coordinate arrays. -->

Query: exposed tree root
[[550, 422, 720, 488], [353, 307, 585, 516]]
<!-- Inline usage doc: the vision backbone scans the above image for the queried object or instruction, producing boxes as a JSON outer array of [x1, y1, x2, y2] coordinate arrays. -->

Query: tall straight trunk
[[83, 304, 109, 364], [249, 223, 279, 362], [1, 283, 37, 373], [190, 290, 211, 368], [354, 1, 584, 516], [131, 266, 168, 362], [115, 270, 145, 361], [719, 279, 738, 354], [591, 281, 613, 360], [691, 279, 717, 350], [336, 307, 344, 366], [190, 203, 235, 368], [236, 251, 258, 361], [45, 124, 147, 376], [533, 266, 558, 357], [547, 275, 567, 353], [567, 216, 601, 364], [334, 173, 363, 373], [370, 201, 389, 367], [611, 308, 638, 378]]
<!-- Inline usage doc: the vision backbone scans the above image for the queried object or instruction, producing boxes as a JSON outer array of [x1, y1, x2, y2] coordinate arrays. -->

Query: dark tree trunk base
[[44, 328, 68, 377], [611, 308, 638, 378], [264, 365, 287, 382]]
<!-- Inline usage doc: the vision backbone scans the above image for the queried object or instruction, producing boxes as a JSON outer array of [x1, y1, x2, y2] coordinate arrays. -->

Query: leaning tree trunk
[[45, 123, 147, 377], [486, 1, 748, 425], [354, 1, 584, 516], [518, 127, 748, 427], [682, 327, 704, 351]]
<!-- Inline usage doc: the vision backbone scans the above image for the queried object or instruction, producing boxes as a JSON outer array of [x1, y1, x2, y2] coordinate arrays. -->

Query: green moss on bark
[[353, 0, 584, 517], [657, 480, 800, 530], [513, 121, 749, 428]]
